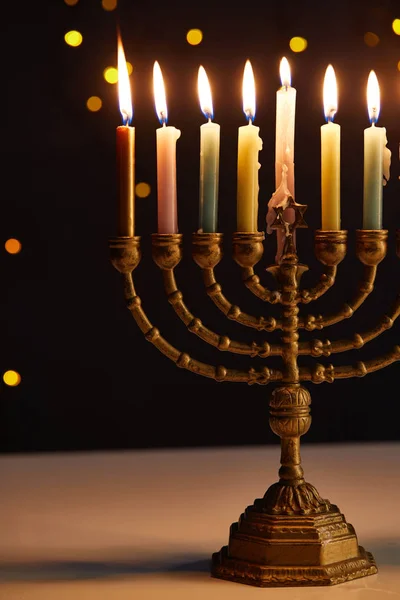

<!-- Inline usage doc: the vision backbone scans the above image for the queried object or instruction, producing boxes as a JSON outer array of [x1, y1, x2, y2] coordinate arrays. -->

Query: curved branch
[[298, 265, 377, 330], [298, 295, 400, 356], [162, 269, 281, 358], [299, 346, 400, 383], [122, 272, 283, 385], [297, 266, 337, 304], [202, 267, 282, 331], [239, 267, 282, 303]]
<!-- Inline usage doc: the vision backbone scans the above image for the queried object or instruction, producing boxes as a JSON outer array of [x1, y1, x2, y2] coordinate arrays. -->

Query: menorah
[[109, 195, 400, 587]]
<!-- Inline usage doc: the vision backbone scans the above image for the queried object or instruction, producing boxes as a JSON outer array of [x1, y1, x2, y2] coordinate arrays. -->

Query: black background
[[1, 0, 400, 452]]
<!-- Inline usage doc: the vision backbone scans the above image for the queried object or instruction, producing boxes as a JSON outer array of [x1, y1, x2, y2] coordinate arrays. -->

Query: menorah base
[[211, 501, 377, 587]]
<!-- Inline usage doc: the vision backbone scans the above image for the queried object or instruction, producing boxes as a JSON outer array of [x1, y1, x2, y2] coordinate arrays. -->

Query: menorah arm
[[298, 266, 336, 304], [298, 230, 388, 330], [192, 232, 282, 331], [110, 236, 283, 385], [298, 294, 400, 356], [299, 346, 400, 382], [162, 268, 281, 358]]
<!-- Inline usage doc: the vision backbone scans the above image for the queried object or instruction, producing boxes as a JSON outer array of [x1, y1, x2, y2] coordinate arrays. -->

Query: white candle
[[153, 61, 181, 234], [237, 60, 263, 232], [321, 65, 340, 230], [363, 70, 391, 230]]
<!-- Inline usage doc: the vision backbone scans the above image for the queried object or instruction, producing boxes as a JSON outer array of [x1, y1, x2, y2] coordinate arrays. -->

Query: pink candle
[[153, 61, 181, 234]]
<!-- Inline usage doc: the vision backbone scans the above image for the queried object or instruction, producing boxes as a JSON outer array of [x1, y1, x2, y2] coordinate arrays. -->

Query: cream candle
[[363, 71, 391, 229], [267, 57, 296, 261], [321, 65, 340, 230], [153, 61, 181, 234], [198, 66, 220, 233], [237, 60, 263, 232], [116, 35, 134, 237]]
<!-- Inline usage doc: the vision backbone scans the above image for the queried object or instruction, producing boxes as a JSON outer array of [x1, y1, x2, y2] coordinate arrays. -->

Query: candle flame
[[117, 34, 133, 125], [242, 60, 256, 122], [280, 57, 291, 87], [198, 66, 213, 120], [153, 61, 168, 124], [323, 65, 338, 122], [367, 70, 380, 124]]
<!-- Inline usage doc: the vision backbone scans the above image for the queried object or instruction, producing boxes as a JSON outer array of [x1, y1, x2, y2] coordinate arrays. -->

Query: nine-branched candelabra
[[109, 198, 400, 587]]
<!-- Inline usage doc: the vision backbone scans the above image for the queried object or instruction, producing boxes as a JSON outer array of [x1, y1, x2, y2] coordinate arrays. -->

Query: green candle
[[363, 71, 386, 230], [198, 66, 220, 233]]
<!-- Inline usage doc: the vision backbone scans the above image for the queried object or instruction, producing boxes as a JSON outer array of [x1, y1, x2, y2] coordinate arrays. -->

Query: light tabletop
[[0, 443, 399, 599]]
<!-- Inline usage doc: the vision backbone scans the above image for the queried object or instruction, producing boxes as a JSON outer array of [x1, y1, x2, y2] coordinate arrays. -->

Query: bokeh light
[[102, 0, 117, 9], [5, 238, 22, 254], [364, 32, 380, 47], [86, 96, 102, 112], [289, 37, 308, 52], [127, 62, 133, 75], [135, 182, 151, 198], [186, 29, 203, 45], [3, 370, 21, 387], [64, 0, 79, 5], [104, 66, 118, 84], [393, 19, 400, 35], [64, 30, 83, 47], [397, 60, 400, 71]]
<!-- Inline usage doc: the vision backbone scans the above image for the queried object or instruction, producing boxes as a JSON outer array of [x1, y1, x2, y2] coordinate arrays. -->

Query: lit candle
[[153, 61, 181, 234], [267, 57, 296, 261], [198, 66, 220, 233], [363, 71, 391, 229], [116, 35, 134, 236], [237, 60, 263, 232], [321, 65, 340, 230]]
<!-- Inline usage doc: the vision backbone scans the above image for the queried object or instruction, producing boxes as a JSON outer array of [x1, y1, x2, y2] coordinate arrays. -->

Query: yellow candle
[[237, 60, 263, 232], [321, 65, 340, 230], [153, 61, 181, 234], [116, 35, 134, 237]]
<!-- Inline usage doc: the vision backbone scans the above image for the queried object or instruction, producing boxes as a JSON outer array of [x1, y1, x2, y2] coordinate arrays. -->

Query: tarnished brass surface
[[110, 218, 399, 587]]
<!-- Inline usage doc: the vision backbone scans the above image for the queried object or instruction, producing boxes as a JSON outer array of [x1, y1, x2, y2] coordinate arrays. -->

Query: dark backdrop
[[1, 0, 400, 452]]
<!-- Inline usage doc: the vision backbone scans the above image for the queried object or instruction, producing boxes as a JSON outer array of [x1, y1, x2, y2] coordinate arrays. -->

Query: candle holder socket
[[232, 232, 265, 268], [192, 232, 224, 269], [152, 233, 183, 270], [314, 230, 347, 266], [109, 236, 141, 273], [356, 229, 388, 266]]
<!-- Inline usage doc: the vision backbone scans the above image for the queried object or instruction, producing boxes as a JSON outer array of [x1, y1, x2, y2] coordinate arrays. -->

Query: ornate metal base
[[211, 497, 377, 587]]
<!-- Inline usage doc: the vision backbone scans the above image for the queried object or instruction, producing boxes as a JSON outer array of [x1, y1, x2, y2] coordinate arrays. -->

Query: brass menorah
[[109, 198, 400, 587]]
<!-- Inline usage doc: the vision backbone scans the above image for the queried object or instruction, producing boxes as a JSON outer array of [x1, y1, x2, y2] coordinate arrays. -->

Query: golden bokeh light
[[64, 0, 79, 5], [364, 32, 380, 47], [393, 19, 400, 35], [64, 30, 83, 47], [397, 60, 400, 71], [289, 37, 308, 53], [186, 29, 203, 45], [86, 96, 102, 112], [104, 66, 118, 84], [5, 238, 22, 254], [102, 0, 117, 10], [127, 61, 133, 75], [135, 182, 151, 198], [3, 370, 21, 387]]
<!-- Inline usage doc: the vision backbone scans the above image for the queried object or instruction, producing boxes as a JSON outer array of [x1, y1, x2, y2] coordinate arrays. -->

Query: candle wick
[[208, 117, 212, 123]]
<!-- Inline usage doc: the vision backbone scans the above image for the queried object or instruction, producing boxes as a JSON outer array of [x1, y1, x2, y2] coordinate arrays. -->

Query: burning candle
[[321, 65, 340, 230], [153, 61, 181, 234], [198, 66, 220, 233], [116, 35, 134, 236], [267, 57, 297, 261], [237, 60, 263, 232], [363, 71, 391, 229]]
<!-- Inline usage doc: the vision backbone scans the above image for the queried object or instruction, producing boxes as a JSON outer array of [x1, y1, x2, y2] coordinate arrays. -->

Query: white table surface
[[0, 443, 399, 599]]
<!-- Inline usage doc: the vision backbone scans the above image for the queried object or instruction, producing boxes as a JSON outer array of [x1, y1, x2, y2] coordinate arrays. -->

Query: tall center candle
[[116, 35, 135, 237], [153, 61, 181, 234], [237, 60, 263, 232], [198, 66, 220, 233], [321, 65, 340, 230]]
